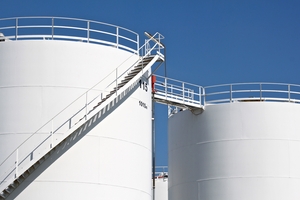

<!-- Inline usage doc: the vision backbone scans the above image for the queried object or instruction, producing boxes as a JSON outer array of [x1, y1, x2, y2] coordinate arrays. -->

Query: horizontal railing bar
[[204, 91, 230, 96], [205, 82, 300, 89], [0, 17, 139, 51], [155, 75, 204, 88], [0, 16, 138, 36], [0, 26, 16, 30], [205, 97, 300, 104]]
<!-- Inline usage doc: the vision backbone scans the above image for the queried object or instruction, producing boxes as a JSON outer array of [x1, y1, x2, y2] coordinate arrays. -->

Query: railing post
[[158, 34, 161, 53], [164, 78, 167, 98], [203, 87, 206, 106], [288, 84, 291, 102], [15, 18, 18, 40], [137, 34, 139, 56], [182, 82, 185, 103], [87, 21, 90, 43], [116, 68, 118, 96], [260, 83, 262, 101], [116, 27, 119, 49], [50, 120, 53, 148], [15, 149, 18, 178], [199, 86, 202, 106], [85, 92, 88, 120], [230, 84, 232, 102], [69, 117, 72, 129], [52, 17, 54, 40]]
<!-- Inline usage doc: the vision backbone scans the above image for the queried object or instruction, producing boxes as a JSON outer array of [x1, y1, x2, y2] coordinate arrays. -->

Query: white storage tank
[[154, 166, 168, 200], [0, 17, 164, 200], [168, 83, 300, 200]]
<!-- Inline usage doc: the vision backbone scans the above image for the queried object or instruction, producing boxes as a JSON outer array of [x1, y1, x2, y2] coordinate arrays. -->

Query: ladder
[[0, 33, 165, 199]]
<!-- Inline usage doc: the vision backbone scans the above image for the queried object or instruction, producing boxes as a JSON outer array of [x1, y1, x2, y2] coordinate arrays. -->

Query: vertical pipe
[[152, 94, 156, 200]]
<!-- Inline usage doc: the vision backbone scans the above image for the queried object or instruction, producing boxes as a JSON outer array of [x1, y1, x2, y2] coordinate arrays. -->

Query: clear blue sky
[[1, 0, 300, 167]]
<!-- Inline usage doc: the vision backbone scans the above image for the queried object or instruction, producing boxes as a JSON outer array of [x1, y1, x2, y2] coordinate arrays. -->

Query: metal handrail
[[0, 29, 164, 188], [154, 75, 205, 106], [204, 82, 300, 104], [153, 78, 300, 108], [155, 166, 168, 174], [0, 16, 139, 54]]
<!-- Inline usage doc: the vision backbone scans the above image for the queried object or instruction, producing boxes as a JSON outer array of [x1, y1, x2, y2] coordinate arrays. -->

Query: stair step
[[15, 177, 23, 184], [28, 165, 35, 173], [2, 189, 10, 196], [135, 65, 144, 69], [7, 185, 15, 192], [33, 163, 39, 169], [109, 91, 116, 95], [12, 180, 20, 188], [126, 73, 138, 78], [21, 171, 29, 179], [0, 193, 6, 199], [127, 73, 139, 78], [130, 68, 143, 73]]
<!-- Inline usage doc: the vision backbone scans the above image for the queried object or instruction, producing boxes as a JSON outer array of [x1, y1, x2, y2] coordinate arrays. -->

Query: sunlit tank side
[[168, 83, 300, 200], [0, 17, 154, 200]]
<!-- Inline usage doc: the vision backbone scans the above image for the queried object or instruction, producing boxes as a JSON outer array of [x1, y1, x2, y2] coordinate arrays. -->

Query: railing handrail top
[[155, 74, 205, 89], [204, 82, 300, 89], [0, 16, 138, 36]]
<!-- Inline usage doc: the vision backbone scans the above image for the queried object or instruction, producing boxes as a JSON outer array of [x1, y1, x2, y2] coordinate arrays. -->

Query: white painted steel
[[154, 166, 168, 200], [0, 17, 139, 54], [169, 101, 300, 200], [153, 75, 204, 110], [0, 30, 154, 199], [204, 82, 300, 104], [155, 178, 168, 200]]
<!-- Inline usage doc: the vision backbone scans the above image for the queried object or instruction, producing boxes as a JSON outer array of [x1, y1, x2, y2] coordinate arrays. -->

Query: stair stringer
[[0, 53, 164, 199]]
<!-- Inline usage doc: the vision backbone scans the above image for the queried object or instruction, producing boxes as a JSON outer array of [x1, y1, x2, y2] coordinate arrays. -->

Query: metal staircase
[[0, 32, 165, 199]]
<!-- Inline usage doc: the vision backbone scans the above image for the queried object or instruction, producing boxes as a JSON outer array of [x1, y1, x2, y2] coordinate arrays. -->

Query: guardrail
[[155, 166, 168, 179], [153, 79, 300, 110], [153, 75, 205, 108], [0, 16, 139, 54], [204, 82, 300, 104]]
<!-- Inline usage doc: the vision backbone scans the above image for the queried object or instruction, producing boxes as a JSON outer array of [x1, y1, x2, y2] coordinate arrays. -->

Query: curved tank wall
[[169, 102, 300, 200], [0, 39, 153, 199]]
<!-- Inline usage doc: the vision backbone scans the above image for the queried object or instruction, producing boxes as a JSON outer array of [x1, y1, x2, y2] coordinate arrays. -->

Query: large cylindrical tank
[[169, 100, 300, 200], [0, 17, 153, 200]]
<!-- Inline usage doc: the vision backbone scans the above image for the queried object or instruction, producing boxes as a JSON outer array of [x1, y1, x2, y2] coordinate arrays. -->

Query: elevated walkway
[[152, 75, 205, 112]]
